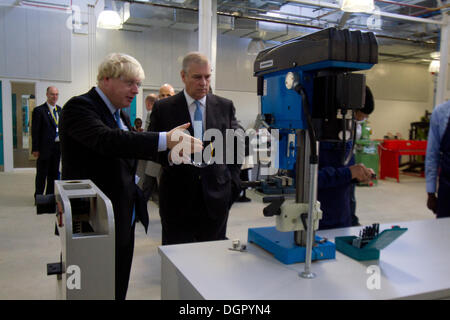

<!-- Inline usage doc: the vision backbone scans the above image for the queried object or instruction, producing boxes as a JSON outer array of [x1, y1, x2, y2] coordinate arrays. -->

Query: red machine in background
[[379, 140, 427, 182]]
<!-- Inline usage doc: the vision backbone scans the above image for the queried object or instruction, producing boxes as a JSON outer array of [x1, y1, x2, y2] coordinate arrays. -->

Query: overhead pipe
[[376, 0, 450, 18], [20, 0, 71, 11], [115, 0, 438, 44], [412, 4, 450, 17], [375, 0, 432, 10], [288, 0, 444, 24]]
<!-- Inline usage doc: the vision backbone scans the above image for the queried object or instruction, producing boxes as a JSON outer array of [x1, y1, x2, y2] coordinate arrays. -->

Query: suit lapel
[[88, 88, 136, 169], [205, 93, 218, 131], [56, 105, 62, 120], [121, 111, 136, 169], [42, 104, 57, 128], [88, 88, 117, 129], [175, 91, 194, 136], [120, 110, 133, 131]]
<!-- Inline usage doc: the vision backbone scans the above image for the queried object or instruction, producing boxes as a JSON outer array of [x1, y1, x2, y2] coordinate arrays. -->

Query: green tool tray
[[335, 226, 407, 261]]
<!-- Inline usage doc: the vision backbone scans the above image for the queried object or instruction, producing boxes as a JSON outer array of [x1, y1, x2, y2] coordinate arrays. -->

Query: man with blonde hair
[[59, 53, 202, 300]]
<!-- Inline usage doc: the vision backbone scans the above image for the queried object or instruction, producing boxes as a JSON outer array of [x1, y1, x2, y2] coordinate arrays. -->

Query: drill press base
[[248, 226, 336, 265]]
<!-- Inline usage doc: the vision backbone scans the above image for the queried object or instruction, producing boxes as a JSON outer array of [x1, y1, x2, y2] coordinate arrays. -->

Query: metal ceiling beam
[[375, 0, 432, 11], [116, 0, 439, 45], [337, 11, 351, 28], [288, 0, 444, 25]]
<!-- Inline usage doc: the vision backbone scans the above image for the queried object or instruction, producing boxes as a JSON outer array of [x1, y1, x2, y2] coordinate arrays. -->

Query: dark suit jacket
[[31, 103, 62, 159], [148, 91, 243, 224], [59, 87, 159, 245]]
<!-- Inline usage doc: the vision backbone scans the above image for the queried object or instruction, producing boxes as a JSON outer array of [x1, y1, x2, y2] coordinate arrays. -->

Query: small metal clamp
[[229, 239, 247, 252]]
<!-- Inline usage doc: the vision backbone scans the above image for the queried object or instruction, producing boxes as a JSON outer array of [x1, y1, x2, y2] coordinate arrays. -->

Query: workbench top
[[158, 218, 450, 300]]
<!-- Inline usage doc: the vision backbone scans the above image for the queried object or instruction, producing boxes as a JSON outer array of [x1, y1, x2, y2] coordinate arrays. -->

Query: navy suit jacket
[[59, 87, 159, 245], [31, 103, 61, 159], [148, 91, 243, 224], [317, 141, 355, 230]]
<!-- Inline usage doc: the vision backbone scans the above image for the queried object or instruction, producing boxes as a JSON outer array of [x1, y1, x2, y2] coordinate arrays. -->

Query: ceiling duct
[[172, 9, 198, 31], [122, 2, 175, 28], [222, 18, 258, 37], [114, 0, 440, 64]]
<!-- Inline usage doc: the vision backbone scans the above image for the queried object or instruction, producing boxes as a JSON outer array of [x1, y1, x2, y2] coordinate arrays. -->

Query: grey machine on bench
[[43, 180, 115, 299]]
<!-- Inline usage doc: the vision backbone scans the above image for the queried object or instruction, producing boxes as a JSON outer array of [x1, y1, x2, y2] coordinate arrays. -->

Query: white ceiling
[[115, 0, 448, 65], [14, 0, 447, 65]]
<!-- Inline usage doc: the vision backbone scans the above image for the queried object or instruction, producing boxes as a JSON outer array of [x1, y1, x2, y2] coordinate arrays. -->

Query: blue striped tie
[[194, 100, 203, 141], [114, 109, 135, 225], [114, 110, 125, 130]]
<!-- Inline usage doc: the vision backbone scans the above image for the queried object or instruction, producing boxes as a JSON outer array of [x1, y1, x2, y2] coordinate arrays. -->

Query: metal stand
[[296, 131, 318, 279], [300, 162, 318, 279]]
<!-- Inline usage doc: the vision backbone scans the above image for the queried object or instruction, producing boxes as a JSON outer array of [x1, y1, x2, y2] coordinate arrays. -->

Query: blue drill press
[[247, 28, 378, 278]]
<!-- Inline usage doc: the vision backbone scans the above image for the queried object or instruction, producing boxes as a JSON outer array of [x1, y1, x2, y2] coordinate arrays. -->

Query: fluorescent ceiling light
[[340, 0, 375, 13], [430, 51, 440, 59], [97, 1, 122, 30], [97, 10, 122, 29], [429, 60, 440, 74]]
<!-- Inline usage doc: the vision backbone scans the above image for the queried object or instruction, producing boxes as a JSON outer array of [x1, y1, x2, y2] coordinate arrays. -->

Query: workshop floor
[[0, 169, 433, 300]]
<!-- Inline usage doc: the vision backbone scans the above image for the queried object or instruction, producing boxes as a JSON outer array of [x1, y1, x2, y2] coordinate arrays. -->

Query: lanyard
[[50, 108, 58, 125]]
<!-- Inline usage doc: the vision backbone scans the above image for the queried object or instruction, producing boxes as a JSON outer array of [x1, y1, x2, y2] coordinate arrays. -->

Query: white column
[[1, 80, 13, 172], [436, 13, 450, 106], [198, 0, 217, 92], [88, 4, 97, 88]]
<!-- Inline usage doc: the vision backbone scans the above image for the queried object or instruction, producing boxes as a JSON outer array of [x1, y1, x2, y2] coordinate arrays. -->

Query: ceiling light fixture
[[429, 60, 440, 74], [340, 0, 375, 13], [97, 0, 122, 30], [429, 51, 440, 74]]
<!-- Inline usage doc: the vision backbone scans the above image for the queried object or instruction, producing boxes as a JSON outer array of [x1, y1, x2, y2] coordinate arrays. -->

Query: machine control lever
[[263, 196, 285, 217]]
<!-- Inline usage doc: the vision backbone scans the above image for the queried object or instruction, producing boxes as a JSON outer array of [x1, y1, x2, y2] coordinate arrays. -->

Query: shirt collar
[[47, 102, 56, 110], [183, 90, 206, 108], [95, 87, 118, 115]]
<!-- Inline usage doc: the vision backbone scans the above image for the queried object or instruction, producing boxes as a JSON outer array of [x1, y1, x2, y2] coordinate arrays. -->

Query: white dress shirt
[[183, 90, 206, 130], [95, 87, 167, 151]]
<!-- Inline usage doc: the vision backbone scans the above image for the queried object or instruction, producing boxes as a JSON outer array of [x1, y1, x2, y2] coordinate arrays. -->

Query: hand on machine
[[350, 163, 376, 184]]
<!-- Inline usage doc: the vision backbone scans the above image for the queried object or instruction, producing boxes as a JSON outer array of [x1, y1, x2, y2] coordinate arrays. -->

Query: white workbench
[[158, 218, 450, 300]]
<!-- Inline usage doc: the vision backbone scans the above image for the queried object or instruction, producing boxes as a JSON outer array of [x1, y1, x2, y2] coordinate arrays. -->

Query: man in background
[[426, 99, 450, 218], [158, 83, 175, 99], [31, 86, 61, 200], [140, 84, 176, 203], [144, 93, 157, 131], [318, 86, 375, 230]]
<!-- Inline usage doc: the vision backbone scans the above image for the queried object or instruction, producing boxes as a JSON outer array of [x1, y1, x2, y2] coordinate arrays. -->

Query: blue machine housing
[[249, 28, 379, 265], [248, 227, 336, 264], [260, 61, 374, 171]]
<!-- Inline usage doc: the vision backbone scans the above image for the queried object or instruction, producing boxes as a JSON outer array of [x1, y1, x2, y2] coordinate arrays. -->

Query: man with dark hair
[[149, 52, 243, 245], [350, 85, 375, 226], [318, 85, 375, 230]]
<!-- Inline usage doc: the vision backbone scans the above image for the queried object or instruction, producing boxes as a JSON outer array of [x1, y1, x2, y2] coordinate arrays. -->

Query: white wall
[[0, 1, 438, 171], [215, 89, 258, 130], [364, 62, 434, 140]]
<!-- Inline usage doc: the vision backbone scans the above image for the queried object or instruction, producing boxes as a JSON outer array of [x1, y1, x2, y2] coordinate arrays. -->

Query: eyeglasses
[[120, 77, 142, 89]]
